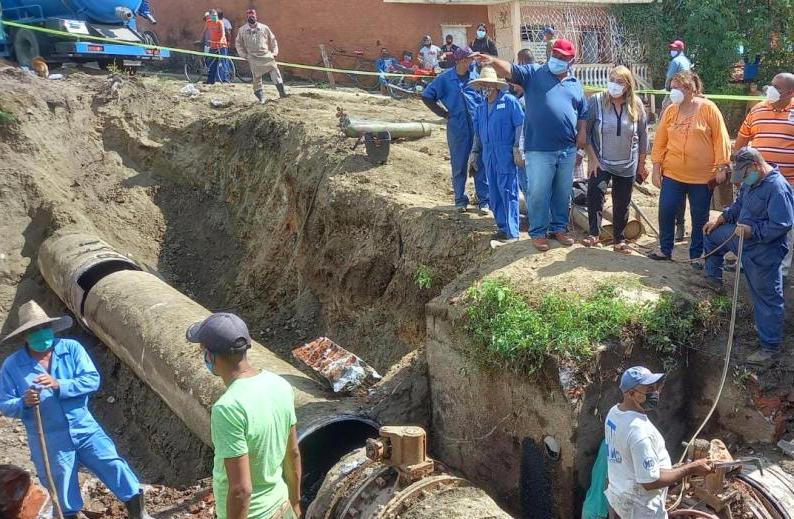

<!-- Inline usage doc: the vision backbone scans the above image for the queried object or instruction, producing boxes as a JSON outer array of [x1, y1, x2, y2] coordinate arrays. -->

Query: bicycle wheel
[[354, 60, 380, 90], [234, 58, 252, 83], [184, 55, 205, 83], [387, 78, 413, 100]]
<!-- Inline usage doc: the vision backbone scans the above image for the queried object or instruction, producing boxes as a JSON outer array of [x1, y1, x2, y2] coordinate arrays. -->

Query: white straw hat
[[1, 301, 73, 345], [468, 66, 509, 90]]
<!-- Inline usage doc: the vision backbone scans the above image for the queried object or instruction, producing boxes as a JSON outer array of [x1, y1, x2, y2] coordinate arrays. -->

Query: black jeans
[[587, 168, 634, 242]]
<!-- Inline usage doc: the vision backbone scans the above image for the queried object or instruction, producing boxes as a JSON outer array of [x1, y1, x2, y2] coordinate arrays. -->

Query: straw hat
[[468, 66, 509, 90], [1, 301, 73, 345]]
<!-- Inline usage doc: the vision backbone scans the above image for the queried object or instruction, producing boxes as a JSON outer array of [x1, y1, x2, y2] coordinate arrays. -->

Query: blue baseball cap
[[620, 366, 664, 393], [186, 313, 251, 354]]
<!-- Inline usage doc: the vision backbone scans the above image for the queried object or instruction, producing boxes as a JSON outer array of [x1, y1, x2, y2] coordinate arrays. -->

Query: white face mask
[[669, 88, 685, 104], [766, 85, 781, 103], [670, 50, 679, 58], [607, 81, 625, 98]]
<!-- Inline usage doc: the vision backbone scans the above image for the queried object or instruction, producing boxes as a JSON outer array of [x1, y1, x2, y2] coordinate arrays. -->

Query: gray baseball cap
[[620, 366, 664, 393], [186, 313, 251, 354], [731, 146, 765, 183]]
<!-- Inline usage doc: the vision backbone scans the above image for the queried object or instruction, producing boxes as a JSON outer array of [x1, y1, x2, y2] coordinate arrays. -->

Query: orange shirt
[[206, 20, 227, 49], [738, 99, 794, 185], [651, 99, 731, 184]]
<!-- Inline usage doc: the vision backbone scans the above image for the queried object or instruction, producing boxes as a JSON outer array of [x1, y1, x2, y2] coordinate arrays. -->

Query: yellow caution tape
[[1, 20, 768, 100]]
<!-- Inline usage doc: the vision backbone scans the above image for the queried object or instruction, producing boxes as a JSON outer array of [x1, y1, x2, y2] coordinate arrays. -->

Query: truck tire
[[13, 29, 41, 67]]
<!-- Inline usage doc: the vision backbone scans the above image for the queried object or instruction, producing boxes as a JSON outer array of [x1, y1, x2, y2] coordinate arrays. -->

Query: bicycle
[[310, 45, 379, 90], [183, 40, 249, 83]]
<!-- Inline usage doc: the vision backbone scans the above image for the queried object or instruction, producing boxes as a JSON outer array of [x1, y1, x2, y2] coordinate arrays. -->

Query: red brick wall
[[143, 0, 489, 73]]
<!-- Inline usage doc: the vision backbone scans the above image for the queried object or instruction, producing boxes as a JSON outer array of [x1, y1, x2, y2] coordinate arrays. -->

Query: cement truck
[[0, 0, 168, 68]]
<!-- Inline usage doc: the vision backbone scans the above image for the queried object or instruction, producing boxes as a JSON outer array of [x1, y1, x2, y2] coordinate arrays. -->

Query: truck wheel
[[13, 29, 41, 67]]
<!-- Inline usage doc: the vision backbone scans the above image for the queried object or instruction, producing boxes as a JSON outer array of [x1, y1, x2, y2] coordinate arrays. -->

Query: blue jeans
[[705, 224, 786, 351], [659, 176, 712, 258], [525, 147, 577, 238]]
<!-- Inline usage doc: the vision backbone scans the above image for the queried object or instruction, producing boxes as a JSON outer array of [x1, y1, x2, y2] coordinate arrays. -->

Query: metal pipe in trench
[[37, 232, 363, 446], [341, 119, 432, 139]]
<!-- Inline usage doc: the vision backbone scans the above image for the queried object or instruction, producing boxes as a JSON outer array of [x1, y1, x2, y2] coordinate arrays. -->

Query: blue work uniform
[[474, 91, 524, 238], [0, 338, 142, 515], [422, 67, 489, 209], [704, 167, 794, 350]]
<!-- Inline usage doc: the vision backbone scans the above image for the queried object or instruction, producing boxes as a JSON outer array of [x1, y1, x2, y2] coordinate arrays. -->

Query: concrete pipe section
[[306, 426, 511, 519], [37, 232, 379, 503]]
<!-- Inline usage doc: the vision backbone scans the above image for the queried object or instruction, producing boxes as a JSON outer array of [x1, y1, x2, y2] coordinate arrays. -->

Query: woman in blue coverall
[[0, 301, 152, 519], [470, 66, 525, 242]]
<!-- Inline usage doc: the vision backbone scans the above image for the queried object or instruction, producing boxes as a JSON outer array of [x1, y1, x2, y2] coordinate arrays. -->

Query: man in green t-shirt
[[187, 313, 302, 519]]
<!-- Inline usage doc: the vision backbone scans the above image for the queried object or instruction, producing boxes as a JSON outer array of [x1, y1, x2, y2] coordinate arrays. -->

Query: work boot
[[700, 276, 724, 295], [550, 232, 574, 246], [125, 492, 154, 519], [746, 349, 781, 369], [531, 237, 550, 252], [276, 82, 288, 98], [254, 89, 266, 104]]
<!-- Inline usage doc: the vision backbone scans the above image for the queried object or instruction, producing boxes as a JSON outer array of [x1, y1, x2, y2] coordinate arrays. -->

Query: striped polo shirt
[[738, 99, 794, 184]]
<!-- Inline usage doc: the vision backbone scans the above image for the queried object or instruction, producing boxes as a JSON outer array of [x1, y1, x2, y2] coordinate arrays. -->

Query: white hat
[[468, 66, 509, 90], [1, 301, 73, 345]]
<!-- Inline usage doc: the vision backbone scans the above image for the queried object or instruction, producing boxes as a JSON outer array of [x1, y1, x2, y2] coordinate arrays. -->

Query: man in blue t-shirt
[[477, 38, 588, 251]]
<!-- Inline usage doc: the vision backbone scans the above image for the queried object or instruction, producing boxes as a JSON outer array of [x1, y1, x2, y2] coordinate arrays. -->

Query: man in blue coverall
[[0, 301, 152, 519], [470, 66, 525, 243], [422, 46, 490, 214], [702, 147, 794, 366]]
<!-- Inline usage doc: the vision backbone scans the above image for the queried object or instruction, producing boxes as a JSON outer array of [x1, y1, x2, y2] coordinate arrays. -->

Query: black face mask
[[640, 391, 660, 411], [247, 17, 256, 25]]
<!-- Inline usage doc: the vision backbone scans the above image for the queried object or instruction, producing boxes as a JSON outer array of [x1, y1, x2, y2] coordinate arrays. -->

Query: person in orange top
[[205, 9, 229, 84], [729, 72, 794, 279], [648, 71, 731, 263]]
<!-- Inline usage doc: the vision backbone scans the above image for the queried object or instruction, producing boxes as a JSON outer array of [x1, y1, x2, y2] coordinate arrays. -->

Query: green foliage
[[614, 1, 794, 92], [464, 278, 728, 375], [413, 264, 433, 290], [0, 108, 17, 127]]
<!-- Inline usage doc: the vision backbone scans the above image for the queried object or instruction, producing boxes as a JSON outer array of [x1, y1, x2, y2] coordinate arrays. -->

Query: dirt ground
[[0, 63, 792, 517]]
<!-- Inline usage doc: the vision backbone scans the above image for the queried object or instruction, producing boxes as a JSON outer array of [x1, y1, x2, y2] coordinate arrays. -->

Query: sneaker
[[746, 348, 782, 368], [491, 231, 509, 241], [456, 205, 467, 213], [531, 237, 550, 252], [550, 232, 574, 246], [478, 206, 491, 216]]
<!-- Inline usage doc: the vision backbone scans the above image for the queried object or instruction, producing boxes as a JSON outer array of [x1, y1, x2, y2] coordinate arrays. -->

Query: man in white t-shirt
[[604, 366, 713, 518], [418, 35, 441, 71]]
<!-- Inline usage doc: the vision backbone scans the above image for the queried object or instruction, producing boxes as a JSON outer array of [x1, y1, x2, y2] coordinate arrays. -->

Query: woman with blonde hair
[[648, 70, 731, 264], [583, 65, 649, 253]]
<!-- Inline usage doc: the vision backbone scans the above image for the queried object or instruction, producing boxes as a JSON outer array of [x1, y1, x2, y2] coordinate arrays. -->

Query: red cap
[[669, 40, 685, 50], [552, 38, 576, 58]]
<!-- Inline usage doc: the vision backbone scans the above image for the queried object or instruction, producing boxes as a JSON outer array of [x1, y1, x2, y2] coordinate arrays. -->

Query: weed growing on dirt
[[464, 278, 728, 374], [0, 107, 17, 126], [413, 265, 433, 290]]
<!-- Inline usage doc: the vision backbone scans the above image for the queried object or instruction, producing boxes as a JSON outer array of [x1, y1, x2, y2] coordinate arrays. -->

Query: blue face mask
[[547, 57, 569, 75], [204, 350, 216, 375], [743, 170, 760, 186], [27, 328, 55, 353], [476, 30, 486, 39]]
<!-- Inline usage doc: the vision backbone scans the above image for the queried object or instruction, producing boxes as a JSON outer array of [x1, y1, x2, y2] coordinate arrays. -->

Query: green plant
[[464, 278, 728, 375], [413, 264, 433, 290], [0, 108, 17, 127]]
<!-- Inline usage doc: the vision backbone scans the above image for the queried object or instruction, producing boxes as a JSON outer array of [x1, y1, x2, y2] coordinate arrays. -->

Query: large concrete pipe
[[38, 232, 379, 501], [341, 119, 433, 139]]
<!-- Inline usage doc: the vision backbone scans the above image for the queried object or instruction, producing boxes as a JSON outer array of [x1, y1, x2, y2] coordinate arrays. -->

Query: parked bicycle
[[310, 45, 379, 90], [386, 67, 436, 100], [184, 40, 251, 83]]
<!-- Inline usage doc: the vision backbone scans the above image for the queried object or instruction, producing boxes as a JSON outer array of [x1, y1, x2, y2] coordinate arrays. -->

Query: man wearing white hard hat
[[0, 301, 152, 519], [469, 66, 525, 243], [604, 366, 713, 518]]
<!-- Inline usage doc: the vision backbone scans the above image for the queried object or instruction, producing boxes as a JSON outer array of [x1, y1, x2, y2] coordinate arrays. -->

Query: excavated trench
[[3, 73, 791, 518]]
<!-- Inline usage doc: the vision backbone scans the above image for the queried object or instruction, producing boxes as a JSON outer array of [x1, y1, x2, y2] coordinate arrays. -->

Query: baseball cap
[[186, 313, 252, 354], [731, 146, 765, 183], [552, 38, 576, 58], [619, 366, 664, 393], [452, 46, 476, 61], [669, 40, 685, 50]]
